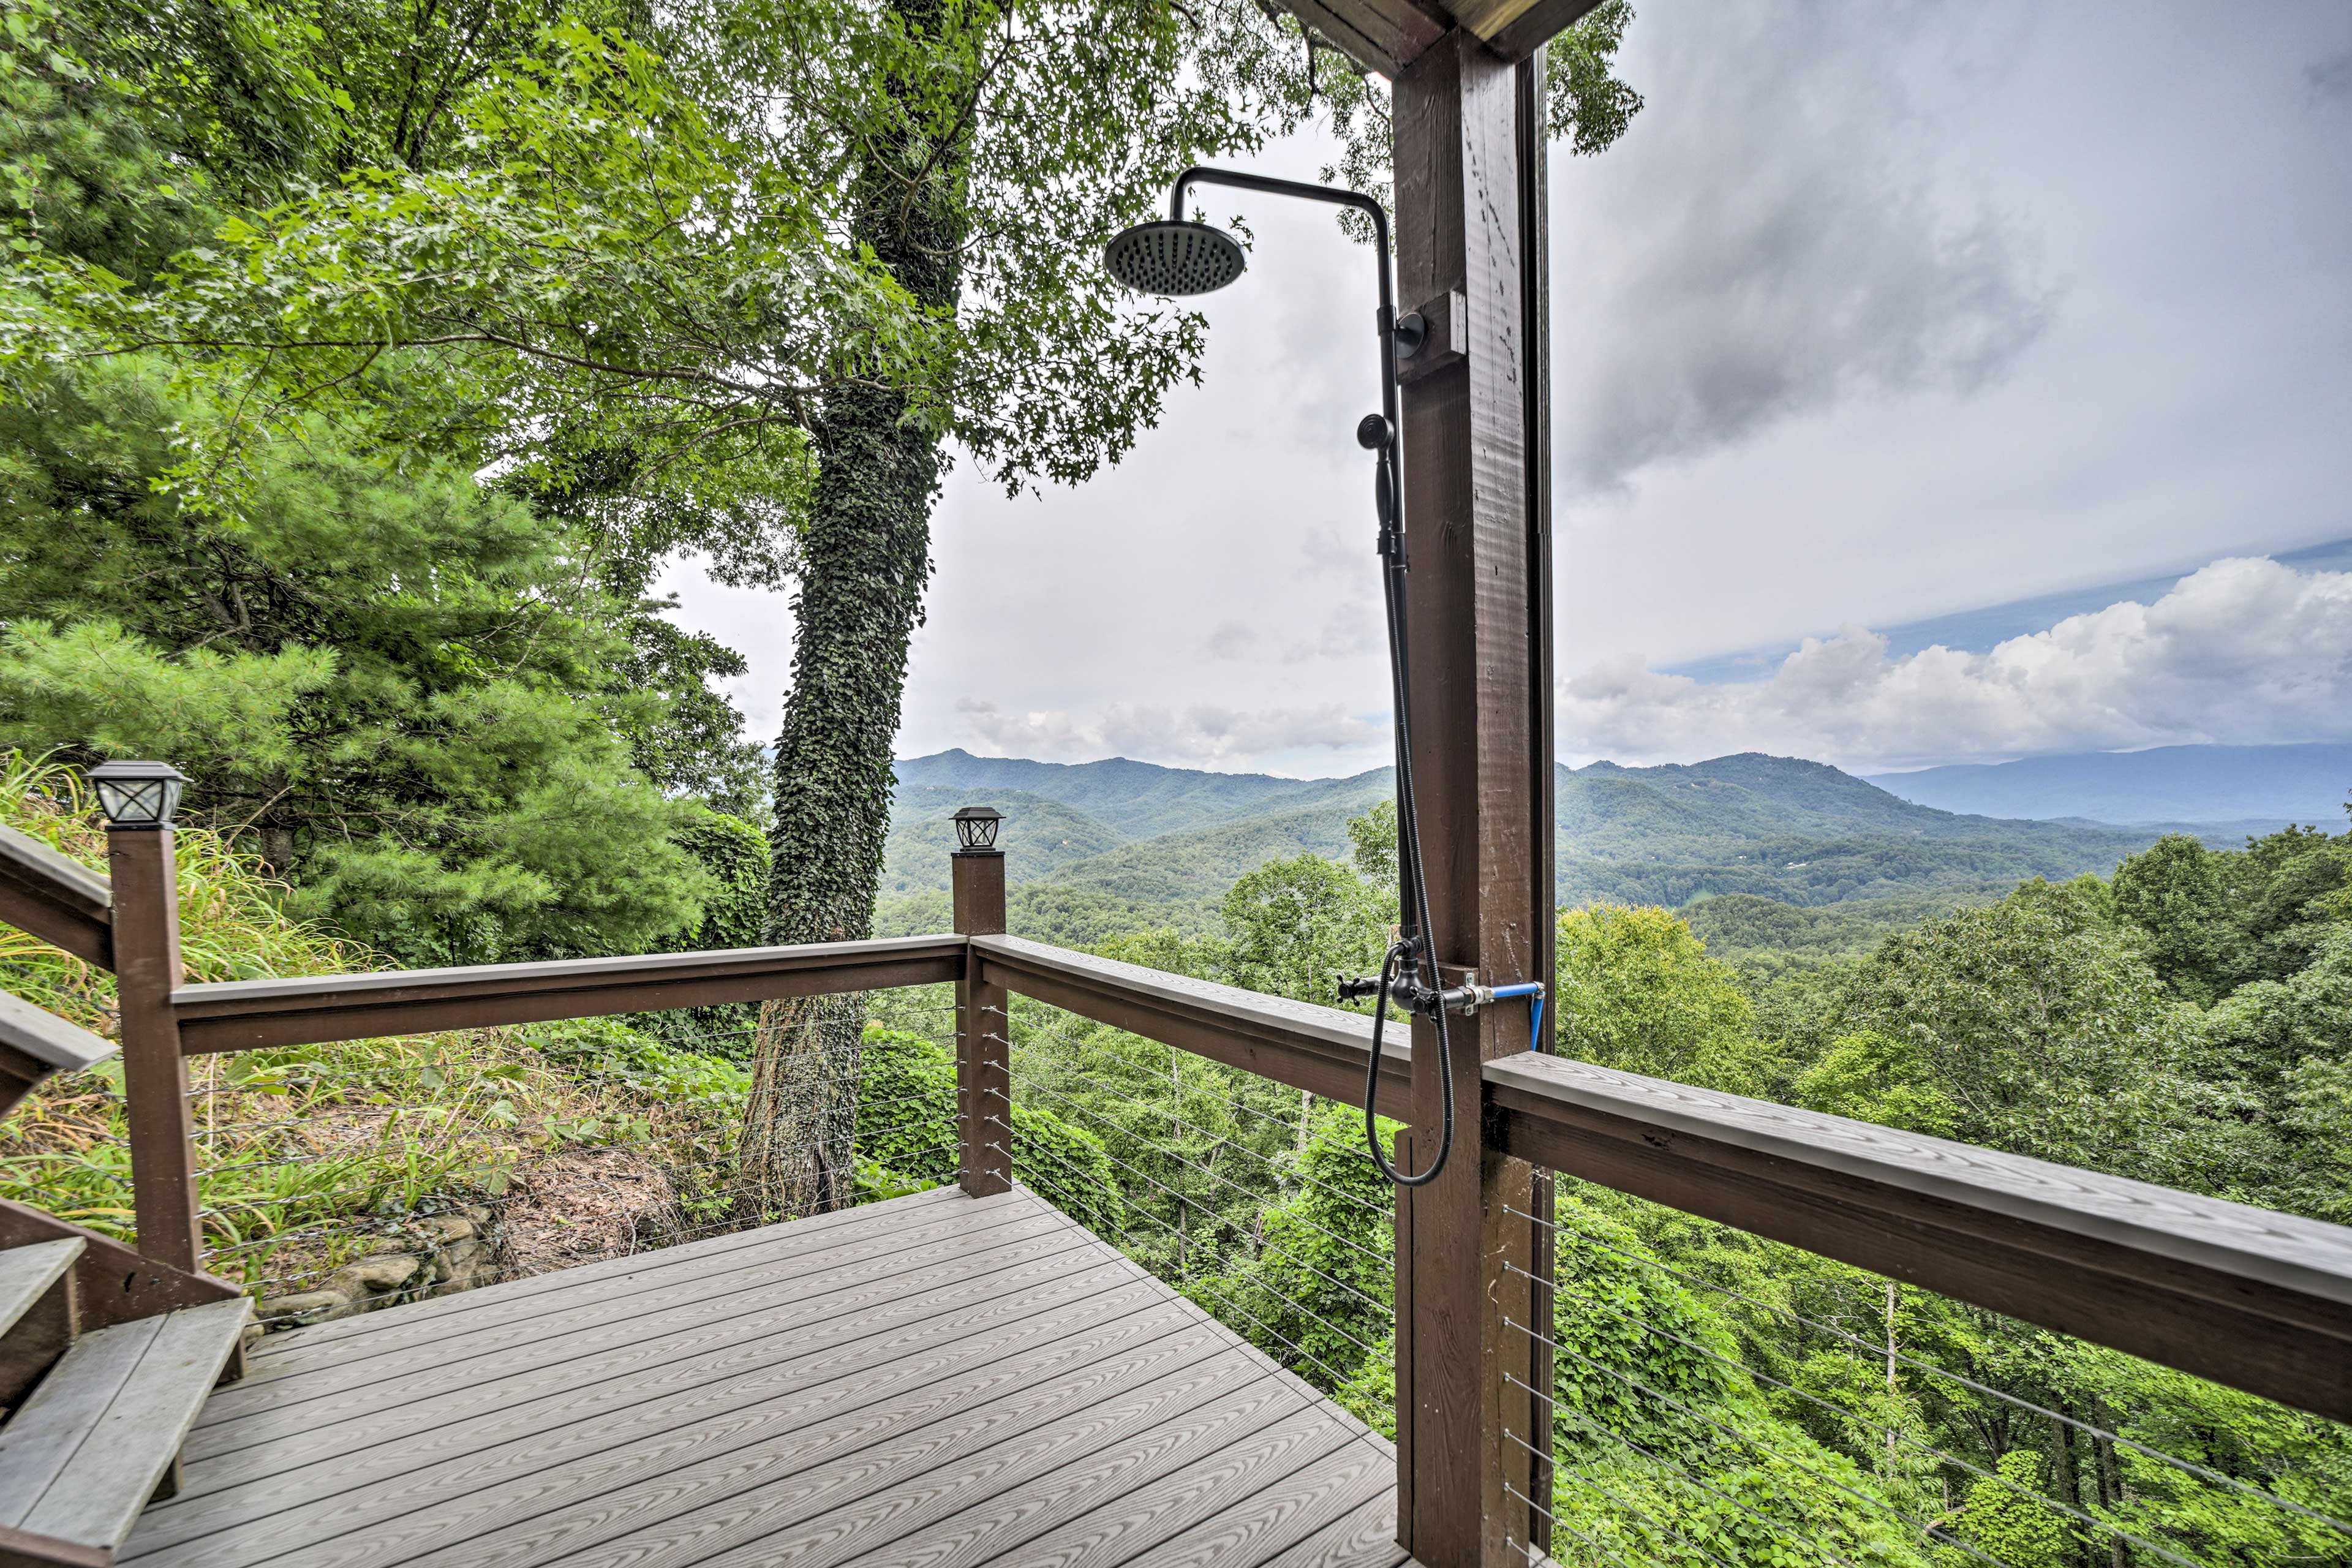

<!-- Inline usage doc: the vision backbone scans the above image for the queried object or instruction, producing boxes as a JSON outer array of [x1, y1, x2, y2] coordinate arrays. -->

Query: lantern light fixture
[[88, 760, 189, 829], [951, 805, 1003, 853]]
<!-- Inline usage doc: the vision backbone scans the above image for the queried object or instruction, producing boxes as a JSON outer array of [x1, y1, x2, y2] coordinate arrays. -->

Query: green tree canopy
[[1555, 903, 1770, 1095], [0, 356, 741, 963]]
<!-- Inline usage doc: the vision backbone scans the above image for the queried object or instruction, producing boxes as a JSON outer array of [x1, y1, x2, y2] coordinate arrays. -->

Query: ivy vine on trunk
[[739, 0, 970, 1218]]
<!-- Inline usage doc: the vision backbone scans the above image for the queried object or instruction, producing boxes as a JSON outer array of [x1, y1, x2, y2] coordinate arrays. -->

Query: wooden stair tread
[[0, 1242, 81, 1343], [0, 1298, 249, 1553]]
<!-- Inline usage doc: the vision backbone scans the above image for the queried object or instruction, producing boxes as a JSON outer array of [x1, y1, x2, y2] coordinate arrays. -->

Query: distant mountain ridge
[[880, 748, 2201, 935], [1866, 744, 2352, 826]]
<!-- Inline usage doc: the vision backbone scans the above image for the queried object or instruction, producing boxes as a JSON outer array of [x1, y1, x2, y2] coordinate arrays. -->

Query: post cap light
[[951, 804, 1003, 853], [88, 760, 188, 829]]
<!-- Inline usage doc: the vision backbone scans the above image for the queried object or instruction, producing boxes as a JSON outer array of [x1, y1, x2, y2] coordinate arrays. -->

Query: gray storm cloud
[[1551, 0, 2055, 494]]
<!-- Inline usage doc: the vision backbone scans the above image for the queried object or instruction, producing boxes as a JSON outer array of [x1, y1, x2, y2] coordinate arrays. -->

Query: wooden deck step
[[0, 1297, 248, 1564], [0, 1243, 80, 1344], [0, 1238, 86, 1413]]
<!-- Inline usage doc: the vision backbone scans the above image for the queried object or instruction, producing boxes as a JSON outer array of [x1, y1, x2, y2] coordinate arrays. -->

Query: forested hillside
[[880, 748, 2183, 944]]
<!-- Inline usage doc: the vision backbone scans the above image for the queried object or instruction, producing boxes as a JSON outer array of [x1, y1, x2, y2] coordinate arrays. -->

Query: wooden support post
[[108, 825, 201, 1277], [951, 841, 1011, 1197], [1392, 28, 1551, 1567]]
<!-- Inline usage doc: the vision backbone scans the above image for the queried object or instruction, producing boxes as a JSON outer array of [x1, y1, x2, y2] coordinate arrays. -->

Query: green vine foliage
[[631, 811, 772, 1056]]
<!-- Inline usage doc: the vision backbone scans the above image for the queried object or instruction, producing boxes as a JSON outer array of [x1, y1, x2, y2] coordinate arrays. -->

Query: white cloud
[[955, 696, 1384, 771], [1560, 558, 2352, 771]]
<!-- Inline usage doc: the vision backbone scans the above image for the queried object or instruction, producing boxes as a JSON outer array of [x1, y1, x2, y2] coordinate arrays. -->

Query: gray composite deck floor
[[122, 1183, 1418, 1568]]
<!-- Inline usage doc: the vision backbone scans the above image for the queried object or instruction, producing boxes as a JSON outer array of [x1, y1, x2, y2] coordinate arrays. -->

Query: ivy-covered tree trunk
[[739, 0, 968, 1218]]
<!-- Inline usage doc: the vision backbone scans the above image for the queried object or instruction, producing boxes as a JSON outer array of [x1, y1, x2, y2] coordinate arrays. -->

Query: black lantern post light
[[88, 760, 189, 829], [1102, 166, 1533, 1190], [951, 805, 1003, 853]]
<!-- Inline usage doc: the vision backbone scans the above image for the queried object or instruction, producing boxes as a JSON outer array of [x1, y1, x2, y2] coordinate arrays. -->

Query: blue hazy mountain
[[1866, 744, 2352, 826]]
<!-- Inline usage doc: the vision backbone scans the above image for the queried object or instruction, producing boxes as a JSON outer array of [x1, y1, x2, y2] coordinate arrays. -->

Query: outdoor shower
[[1104, 166, 1542, 1189]]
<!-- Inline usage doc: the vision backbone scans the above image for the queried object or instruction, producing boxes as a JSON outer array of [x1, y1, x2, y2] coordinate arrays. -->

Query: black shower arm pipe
[[1167, 166, 1403, 469], [1167, 165, 1426, 949], [1169, 165, 1452, 1185]]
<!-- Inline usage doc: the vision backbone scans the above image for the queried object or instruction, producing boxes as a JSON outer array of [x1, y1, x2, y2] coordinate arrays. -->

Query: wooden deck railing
[[6, 805, 2352, 1565]]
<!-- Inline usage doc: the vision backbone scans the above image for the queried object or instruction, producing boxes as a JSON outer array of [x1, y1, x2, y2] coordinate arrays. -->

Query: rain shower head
[[1102, 220, 1246, 296]]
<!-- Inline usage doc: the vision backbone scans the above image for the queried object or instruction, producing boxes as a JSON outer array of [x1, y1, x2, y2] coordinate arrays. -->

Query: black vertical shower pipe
[[1166, 166, 1454, 1186]]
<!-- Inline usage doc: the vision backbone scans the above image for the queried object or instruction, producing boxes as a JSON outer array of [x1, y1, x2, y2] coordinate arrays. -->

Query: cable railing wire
[[995, 1061, 1390, 1271], [981, 1131, 1390, 1409], [1496, 1303, 2054, 1568], [1507, 1204, 2348, 1542], [982, 1004, 1396, 1199], [990, 1019, 1389, 1221], [977, 1098, 1390, 1342]]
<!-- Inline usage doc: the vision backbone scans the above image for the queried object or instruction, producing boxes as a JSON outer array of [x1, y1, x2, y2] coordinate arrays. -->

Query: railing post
[[951, 827, 1010, 1197], [108, 816, 201, 1277], [1390, 32, 1552, 1567]]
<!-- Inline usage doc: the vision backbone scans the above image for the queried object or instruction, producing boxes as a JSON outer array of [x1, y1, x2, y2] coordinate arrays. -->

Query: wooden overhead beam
[[1265, 0, 1602, 75]]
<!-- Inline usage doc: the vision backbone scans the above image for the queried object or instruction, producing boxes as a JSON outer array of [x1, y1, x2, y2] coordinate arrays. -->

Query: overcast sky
[[665, 0, 2352, 779]]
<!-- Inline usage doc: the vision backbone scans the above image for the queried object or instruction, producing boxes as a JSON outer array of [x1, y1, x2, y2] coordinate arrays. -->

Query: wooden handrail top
[[172, 933, 966, 1054], [1486, 1049, 2352, 1423], [0, 823, 112, 971], [973, 934, 1414, 1120], [0, 986, 115, 1077]]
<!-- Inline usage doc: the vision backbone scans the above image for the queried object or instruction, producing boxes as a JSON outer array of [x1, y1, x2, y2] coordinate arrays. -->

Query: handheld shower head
[[1102, 220, 1246, 296]]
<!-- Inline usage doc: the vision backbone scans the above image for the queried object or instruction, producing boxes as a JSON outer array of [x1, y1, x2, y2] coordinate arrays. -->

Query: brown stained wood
[[0, 1204, 238, 1337], [105, 829, 200, 1278], [1485, 1050, 2352, 1425], [971, 936, 1413, 1120], [1262, 0, 1447, 75], [171, 935, 965, 1055], [1480, 0, 1609, 62], [137, 1266, 1163, 1566], [952, 852, 1010, 1196], [0, 824, 112, 973], [192, 1203, 1076, 1449], [1392, 23, 1546, 1567], [1259, 0, 1602, 72], [126, 1191, 1405, 1568], [233, 1185, 974, 1384]]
